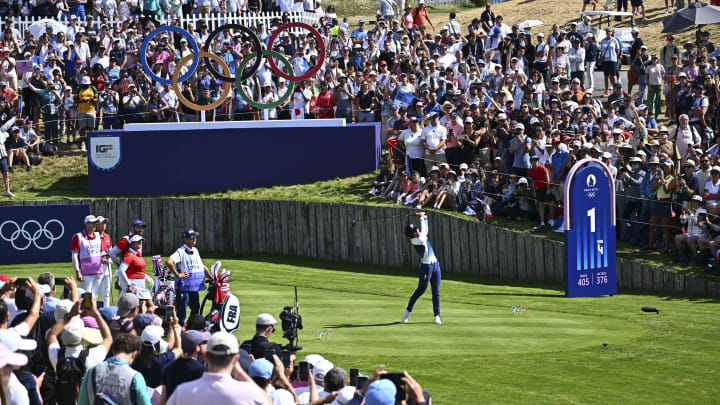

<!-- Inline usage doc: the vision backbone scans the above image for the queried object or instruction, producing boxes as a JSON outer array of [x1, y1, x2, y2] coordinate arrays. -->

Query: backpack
[[28, 153, 42, 166], [55, 347, 90, 405], [40, 142, 57, 156], [10, 311, 49, 375]]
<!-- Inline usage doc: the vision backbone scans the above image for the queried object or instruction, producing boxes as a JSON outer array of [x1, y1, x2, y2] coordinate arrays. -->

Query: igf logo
[[96, 144, 113, 153]]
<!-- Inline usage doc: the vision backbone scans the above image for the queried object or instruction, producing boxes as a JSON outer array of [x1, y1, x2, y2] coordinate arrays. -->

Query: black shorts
[[631, 0, 642, 6], [0, 157, 7, 173], [536, 188, 547, 202], [603, 61, 617, 76]]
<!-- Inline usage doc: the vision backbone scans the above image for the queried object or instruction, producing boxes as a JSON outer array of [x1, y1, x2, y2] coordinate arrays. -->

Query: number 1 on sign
[[587, 207, 595, 233]]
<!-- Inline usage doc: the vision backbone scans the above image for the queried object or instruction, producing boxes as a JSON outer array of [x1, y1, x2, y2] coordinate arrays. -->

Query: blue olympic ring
[[139, 25, 200, 86], [316, 329, 334, 339]]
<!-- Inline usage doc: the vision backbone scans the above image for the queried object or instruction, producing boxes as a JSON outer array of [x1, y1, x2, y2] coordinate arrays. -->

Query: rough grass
[[3, 254, 719, 403], [4, 150, 717, 278]]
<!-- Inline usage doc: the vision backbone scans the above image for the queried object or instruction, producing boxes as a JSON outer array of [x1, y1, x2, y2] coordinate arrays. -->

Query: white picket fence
[[1, 11, 320, 37]]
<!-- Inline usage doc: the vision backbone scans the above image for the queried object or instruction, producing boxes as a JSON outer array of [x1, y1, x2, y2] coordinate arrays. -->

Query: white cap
[[256, 313, 278, 325], [80, 76, 91, 85], [336, 386, 357, 405], [517, 177, 528, 185], [61, 317, 85, 346], [96, 216, 108, 223], [631, 28, 639, 33], [304, 354, 325, 368], [54, 299, 74, 322], [37, 284, 51, 295], [712, 166, 720, 173], [129, 234, 144, 243], [141, 325, 164, 345], [84, 215, 98, 223], [207, 331, 239, 355], [0, 330, 37, 352], [312, 359, 335, 385], [459, 163, 469, 170], [602, 152, 612, 159], [497, 113, 507, 120]]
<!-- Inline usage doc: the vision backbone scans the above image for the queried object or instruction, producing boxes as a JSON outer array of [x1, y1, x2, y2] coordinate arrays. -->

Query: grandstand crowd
[[0, 1, 719, 267]]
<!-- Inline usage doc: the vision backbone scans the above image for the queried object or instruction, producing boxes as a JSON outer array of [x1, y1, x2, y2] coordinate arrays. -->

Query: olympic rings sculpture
[[0, 219, 65, 251], [138, 22, 326, 111], [316, 328, 334, 340]]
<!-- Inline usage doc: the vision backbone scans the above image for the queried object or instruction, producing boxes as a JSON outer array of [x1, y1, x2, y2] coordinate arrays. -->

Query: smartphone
[[380, 373, 406, 402], [280, 351, 291, 368], [54, 277, 65, 286], [349, 368, 359, 386], [355, 376, 369, 390], [298, 361, 309, 381], [265, 350, 276, 362], [81, 292, 93, 311], [165, 305, 175, 322], [97, 301, 104, 309], [155, 306, 167, 318], [15, 278, 28, 286]]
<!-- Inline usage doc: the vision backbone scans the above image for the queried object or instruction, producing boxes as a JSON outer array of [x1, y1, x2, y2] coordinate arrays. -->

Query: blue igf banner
[[0, 204, 90, 265], [565, 165, 617, 298]]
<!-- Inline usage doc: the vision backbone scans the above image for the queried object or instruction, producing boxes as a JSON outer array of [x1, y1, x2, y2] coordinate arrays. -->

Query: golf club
[[351, 212, 416, 227]]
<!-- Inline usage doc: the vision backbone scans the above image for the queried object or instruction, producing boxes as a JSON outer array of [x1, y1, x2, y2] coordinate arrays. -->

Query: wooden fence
[[4, 199, 720, 297]]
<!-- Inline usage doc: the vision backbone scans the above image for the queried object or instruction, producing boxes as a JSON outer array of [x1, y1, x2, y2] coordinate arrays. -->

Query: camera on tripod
[[279, 287, 303, 351]]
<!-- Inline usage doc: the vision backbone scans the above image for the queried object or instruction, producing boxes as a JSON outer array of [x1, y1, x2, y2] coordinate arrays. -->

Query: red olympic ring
[[266, 22, 326, 82]]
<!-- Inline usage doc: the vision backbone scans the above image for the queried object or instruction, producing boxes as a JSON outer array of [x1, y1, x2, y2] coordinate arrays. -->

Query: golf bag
[[151, 255, 176, 308], [202, 262, 240, 333]]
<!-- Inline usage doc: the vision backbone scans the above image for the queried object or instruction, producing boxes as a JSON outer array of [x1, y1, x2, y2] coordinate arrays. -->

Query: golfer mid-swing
[[403, 212, 442, 325]]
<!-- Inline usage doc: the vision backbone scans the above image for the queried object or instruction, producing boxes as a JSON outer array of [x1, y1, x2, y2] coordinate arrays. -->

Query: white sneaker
[[401, 309, 411, 323], [434, 316, 442, 325], [80, 142, 86, 152], [4, 191, 15, 197]]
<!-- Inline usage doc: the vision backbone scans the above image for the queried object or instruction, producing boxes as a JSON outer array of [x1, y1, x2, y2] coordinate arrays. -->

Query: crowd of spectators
[[1, 0, 720, 267], [0, 274, 431, 404]]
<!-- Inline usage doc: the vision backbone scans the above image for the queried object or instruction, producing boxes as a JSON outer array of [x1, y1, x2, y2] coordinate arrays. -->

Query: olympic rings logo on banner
[[139, 22, 326, 111], [316, 329, 334, 339], [0, 220, 65, 251]]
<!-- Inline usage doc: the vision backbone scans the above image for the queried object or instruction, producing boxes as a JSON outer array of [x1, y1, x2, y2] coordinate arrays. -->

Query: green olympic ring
[[316, 328, 334, 339], [236, 50, 295, 110]]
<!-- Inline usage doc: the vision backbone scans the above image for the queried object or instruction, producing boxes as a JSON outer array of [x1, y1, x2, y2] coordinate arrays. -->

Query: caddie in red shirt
[[71, 215, 104, 296], [109, 219, 146, 266], [529, 155, 550, 232], [117, 234, 151, 302], [95, 216, 113, 306]]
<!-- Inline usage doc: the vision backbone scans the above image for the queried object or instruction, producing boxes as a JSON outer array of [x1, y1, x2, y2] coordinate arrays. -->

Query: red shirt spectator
[[529, 163, 549, 189]]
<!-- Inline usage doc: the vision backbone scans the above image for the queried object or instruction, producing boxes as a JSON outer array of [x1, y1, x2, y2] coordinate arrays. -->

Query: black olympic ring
[[202, 24, 263, 83]]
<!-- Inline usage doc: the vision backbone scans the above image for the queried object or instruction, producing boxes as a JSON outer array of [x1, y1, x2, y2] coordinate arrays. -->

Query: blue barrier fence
[[0, 204, 90, 264], [87, 122, 380, 196]]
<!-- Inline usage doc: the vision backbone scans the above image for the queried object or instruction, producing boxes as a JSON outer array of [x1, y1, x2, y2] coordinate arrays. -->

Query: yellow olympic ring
[[172, 51, 232, 112]]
